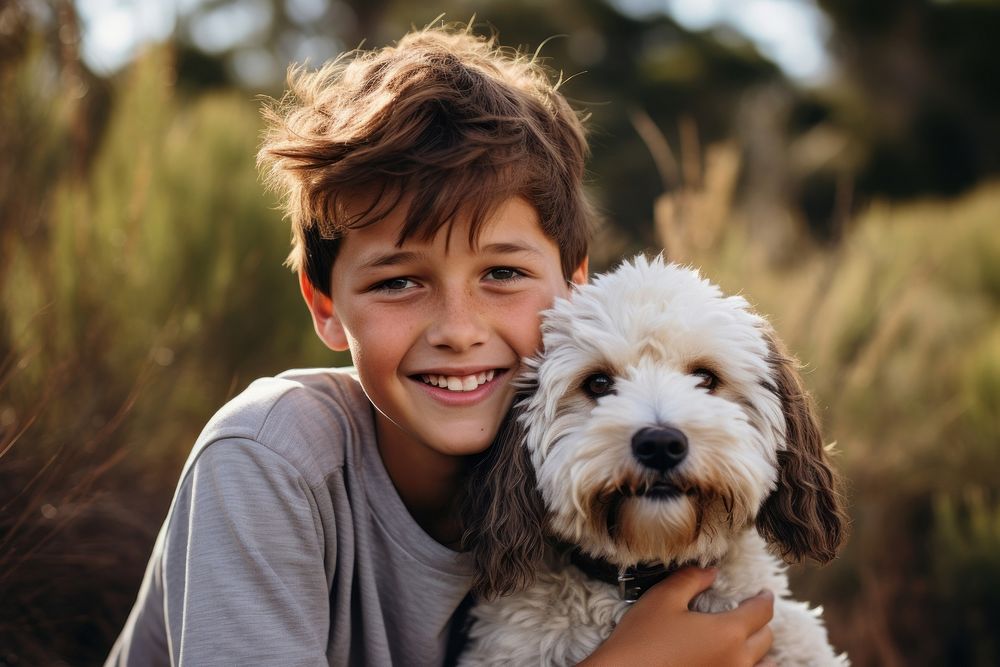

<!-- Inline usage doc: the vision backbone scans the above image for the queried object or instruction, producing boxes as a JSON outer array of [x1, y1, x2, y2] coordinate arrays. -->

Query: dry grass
[[1, 41, 998, 666]]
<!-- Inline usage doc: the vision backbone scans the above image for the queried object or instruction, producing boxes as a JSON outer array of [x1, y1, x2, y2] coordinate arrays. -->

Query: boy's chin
[[426, 428, 495, 458]]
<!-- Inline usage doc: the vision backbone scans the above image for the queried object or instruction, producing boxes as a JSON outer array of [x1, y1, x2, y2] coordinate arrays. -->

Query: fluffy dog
[[460, 255, 848, 666]]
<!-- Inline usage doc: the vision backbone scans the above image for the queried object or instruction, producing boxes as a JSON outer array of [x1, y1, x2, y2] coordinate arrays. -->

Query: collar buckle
[[617, 568, 642, 603]]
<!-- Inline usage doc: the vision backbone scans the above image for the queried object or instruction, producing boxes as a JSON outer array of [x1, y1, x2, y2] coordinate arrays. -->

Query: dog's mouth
[[621, 478, 696, 502], [598, 476, 701, 545], [640, 482, 683, 499]]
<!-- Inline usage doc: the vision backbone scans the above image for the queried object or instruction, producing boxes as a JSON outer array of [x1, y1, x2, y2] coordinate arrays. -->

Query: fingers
[[649, 566, 718, 606], [732, 589, 775, 632], [738, 593, 775, 666], [746, 622, 774, 664]]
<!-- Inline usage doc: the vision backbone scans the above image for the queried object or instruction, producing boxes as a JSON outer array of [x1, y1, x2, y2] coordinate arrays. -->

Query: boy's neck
[[373, 413, 467, 548]]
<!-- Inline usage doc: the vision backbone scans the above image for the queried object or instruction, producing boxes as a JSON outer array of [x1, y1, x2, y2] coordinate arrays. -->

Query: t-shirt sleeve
[[161, 438, 330, 665]]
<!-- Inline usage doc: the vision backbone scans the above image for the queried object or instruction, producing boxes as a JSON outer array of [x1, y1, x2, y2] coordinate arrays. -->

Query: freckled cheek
[[501, 296, 552, 357], [346, 315, 418, 377]]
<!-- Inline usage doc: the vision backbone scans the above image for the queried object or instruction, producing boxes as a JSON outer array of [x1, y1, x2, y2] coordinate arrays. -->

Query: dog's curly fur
[[460, 256, 848, 666]]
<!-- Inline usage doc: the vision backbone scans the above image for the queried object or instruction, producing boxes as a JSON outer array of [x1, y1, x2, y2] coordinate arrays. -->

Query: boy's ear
[[570, 257, 589, 286], [299, 271, 349, 352]]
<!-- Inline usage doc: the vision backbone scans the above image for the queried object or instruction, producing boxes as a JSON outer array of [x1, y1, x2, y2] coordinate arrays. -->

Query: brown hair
[[755, 330, 848, 564], [257, 22, 594, 295], [461, 401, 546, 600]]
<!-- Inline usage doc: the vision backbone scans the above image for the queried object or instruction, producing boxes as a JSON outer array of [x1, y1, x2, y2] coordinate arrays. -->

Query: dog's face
[[464, 256, 845, 598], [519, 258, 786, 566]]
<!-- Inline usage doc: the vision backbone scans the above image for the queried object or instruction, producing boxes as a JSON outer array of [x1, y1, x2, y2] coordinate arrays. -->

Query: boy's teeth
[[421, 371, 497, 392]]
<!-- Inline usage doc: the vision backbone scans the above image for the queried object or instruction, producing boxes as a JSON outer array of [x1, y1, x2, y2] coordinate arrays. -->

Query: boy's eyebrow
[[477, 242, 545, 258], [357, 250, 423, 270], [357, 243, 543, 270]]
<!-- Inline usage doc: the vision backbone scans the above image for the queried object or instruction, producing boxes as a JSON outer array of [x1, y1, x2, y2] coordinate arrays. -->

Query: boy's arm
[[161, 438, 330, 665], [579, 567, 776, 667]]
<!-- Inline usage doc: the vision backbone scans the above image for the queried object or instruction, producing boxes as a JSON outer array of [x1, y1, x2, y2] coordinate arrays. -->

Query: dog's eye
[[582, 373, 615, 399], [692, 368, 719, 392]]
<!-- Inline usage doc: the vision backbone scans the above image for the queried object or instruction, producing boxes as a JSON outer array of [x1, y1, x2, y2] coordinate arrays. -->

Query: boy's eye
[[485, 267, 522, 282], [373, 277, 417, 292]]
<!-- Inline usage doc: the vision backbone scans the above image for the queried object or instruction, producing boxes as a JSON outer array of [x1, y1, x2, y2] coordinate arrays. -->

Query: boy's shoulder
[[188, 367, 372, 487]]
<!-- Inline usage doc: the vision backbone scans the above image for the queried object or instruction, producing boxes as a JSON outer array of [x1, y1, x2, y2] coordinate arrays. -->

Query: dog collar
[[565, 547, 678, 603]]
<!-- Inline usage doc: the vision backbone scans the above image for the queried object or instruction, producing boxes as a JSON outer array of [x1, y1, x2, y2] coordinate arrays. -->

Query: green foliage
[[6, 43, 340, 444], [963, 324, 1000, 443], [932, 488, 1000, 666], [0, 44, 343, 662]]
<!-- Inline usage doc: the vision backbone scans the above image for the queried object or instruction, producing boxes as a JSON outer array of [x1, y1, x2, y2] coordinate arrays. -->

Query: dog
[[459, 255, 848, 666]]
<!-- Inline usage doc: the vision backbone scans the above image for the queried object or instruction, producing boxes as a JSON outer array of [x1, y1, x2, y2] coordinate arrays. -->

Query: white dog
[[460, 256, 848, 666]]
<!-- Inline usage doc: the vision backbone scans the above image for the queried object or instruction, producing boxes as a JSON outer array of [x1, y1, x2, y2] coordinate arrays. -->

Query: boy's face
[[304, 196, 587, 461]]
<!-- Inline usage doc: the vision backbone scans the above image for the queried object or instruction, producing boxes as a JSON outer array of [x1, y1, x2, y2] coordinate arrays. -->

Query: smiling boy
[[107, 24, 774, 666], [307, 194, 585, 549]]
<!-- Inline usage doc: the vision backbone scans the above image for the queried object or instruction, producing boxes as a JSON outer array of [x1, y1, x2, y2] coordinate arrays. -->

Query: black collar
[[564, 546, 681, 603]]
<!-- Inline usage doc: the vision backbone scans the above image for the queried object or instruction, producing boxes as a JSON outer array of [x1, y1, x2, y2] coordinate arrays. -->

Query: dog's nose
[[631, 427, 688, 472]]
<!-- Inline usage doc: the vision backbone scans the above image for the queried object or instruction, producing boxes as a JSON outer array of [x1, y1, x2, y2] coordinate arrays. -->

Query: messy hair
[[258, 22, 594, 295]]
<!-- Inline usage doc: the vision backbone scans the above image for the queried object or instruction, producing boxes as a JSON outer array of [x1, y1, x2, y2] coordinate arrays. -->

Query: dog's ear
[[461, 398, 547, 600], [755, 330, 848, 564]]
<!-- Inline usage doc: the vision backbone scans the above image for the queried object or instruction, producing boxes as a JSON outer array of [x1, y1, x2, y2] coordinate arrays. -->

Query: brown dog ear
[[460, 399, 547, 599], [755, 330, 848, 564]]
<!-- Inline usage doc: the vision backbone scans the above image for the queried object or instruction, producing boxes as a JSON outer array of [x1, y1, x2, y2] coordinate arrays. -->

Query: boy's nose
[[425, 293, 489, 351]]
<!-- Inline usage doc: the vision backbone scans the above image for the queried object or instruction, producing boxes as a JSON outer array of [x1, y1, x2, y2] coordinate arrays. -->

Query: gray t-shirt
[[106, 368, 474, 666]]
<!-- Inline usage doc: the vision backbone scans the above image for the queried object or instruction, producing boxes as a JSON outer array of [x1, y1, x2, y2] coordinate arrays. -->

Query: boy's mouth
[[416, 370, 500, 392]]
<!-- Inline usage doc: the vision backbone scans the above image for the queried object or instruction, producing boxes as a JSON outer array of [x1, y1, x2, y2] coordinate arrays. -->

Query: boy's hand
[[578, 567, 776, 667]]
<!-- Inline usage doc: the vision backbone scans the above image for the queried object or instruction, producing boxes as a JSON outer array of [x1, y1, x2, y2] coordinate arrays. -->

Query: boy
[[107, 24, 774, 665]]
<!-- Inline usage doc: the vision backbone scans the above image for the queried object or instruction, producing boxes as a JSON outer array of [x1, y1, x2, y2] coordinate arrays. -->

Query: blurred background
[[1, 0, 998, 664]]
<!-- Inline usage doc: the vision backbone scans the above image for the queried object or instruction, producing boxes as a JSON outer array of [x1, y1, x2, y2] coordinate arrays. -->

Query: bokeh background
[[1, 0, 998, 664]]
